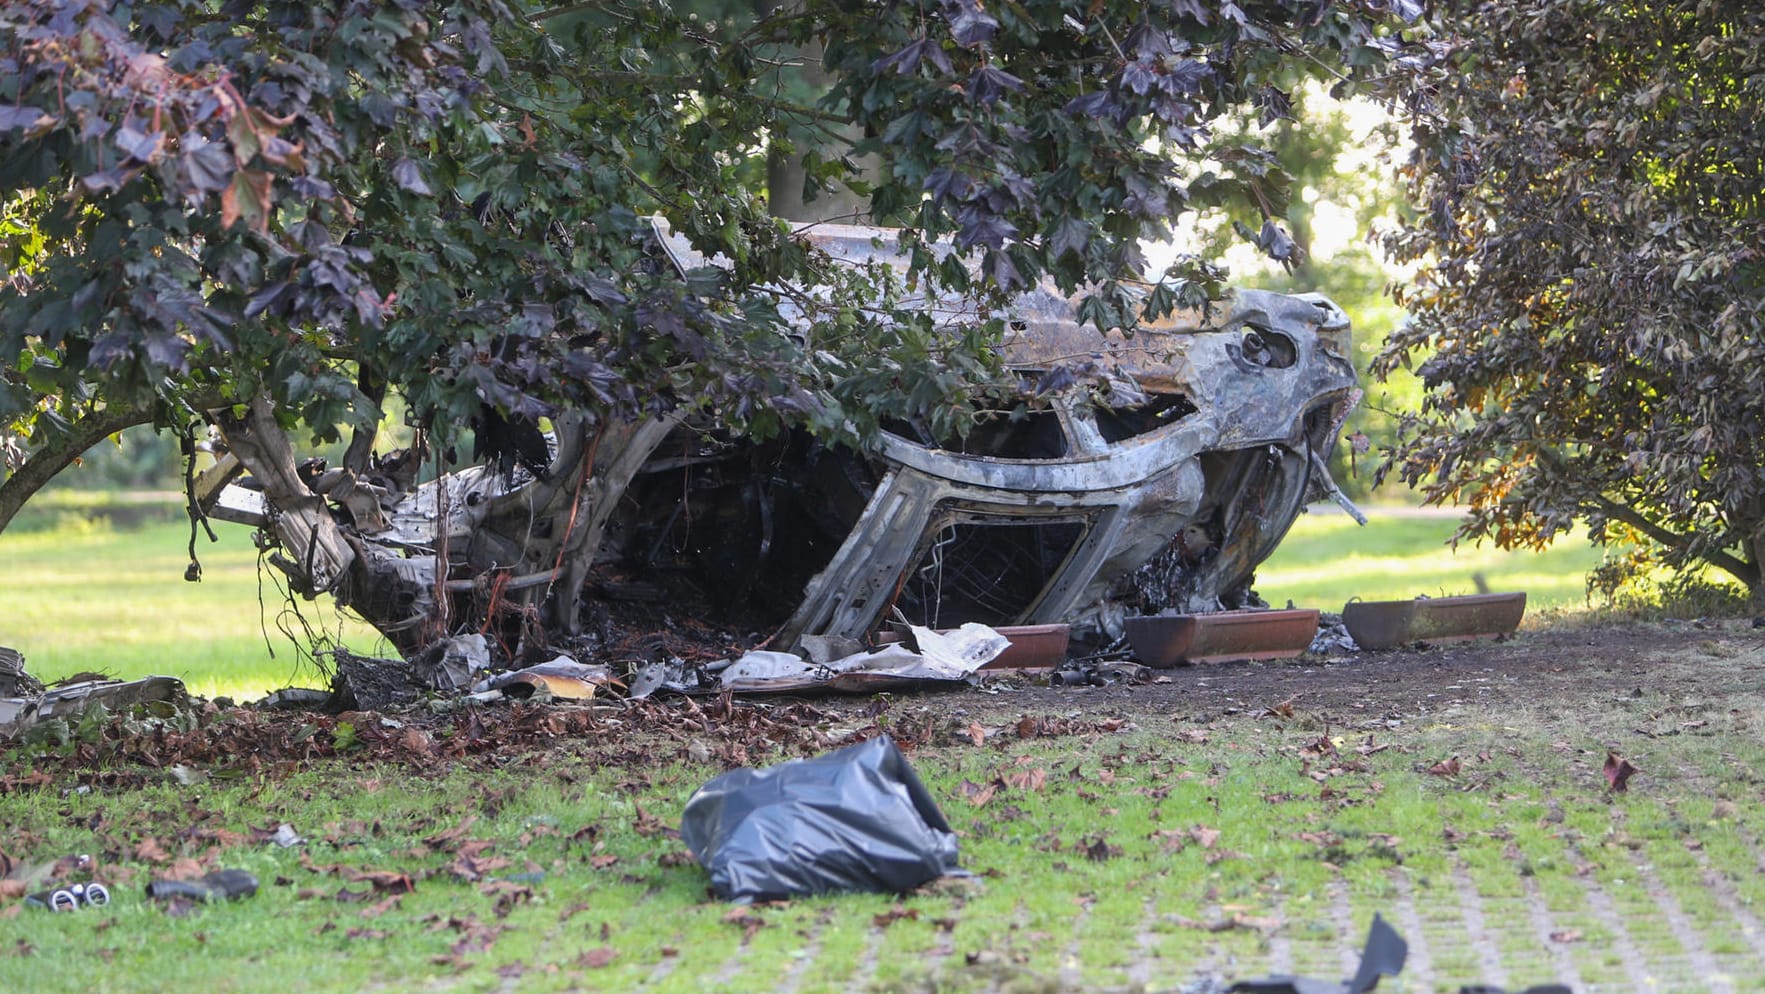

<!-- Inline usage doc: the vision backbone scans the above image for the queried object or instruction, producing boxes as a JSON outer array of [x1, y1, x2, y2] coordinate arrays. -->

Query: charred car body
[[211, 220, 1360, 660], [629, 222, 1361, 649]]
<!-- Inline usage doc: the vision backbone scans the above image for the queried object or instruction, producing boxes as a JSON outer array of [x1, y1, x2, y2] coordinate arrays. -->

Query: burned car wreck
[[206, 220, 1361, 675]]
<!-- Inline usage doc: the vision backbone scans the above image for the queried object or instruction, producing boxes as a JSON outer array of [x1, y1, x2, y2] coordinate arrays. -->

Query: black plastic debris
[[0, 645, 42, 698], [1229, 913, 1407, 994], [1051, 658, 1149, 687], [680, 736, 962, 903], [145, 868, 259, 903]]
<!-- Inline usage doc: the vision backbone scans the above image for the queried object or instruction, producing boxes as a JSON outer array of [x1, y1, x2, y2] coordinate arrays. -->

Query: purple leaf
[[966, 65, 1024, 106], [292, 175, 337, 200], [1167, 0, 1212, 25], [1062, 92, 1114, 118], [81, 167, 136, 194], [116, 126, 165, 163], [955, 210, 1016, 252], [875, 38, 950, 77], [923, 167, 975, 205], [947, 0, 1000, 47], [392, 159, 432, 196], [0, 106, 48, 132], [182, 136, 234, 192], [1254, 85, 1293, 127], [985, 249, 1023, 290], [245, 282, 293, 319], [1049, 219, 1090, 261], [1119, 62, 1157, 96]]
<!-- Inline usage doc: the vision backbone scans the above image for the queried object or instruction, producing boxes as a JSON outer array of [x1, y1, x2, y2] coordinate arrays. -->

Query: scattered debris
[[1308, 613, 1359, 655], [331, 648, 429, 712], [471, 656, 617, 700], [258, 687, 333, 711], [713, 623, 1009, 694], [1050, 658, 1150, 687], [875, 623, 1071, 670], [431, 634, 491, 692], [680, 735, 963, 903], [146, 868, 260, 913], [0, 646, 42, 698], [1228, 912, 1407, 993], [0, 671, 186, 740], [26, 882, 109, 912]]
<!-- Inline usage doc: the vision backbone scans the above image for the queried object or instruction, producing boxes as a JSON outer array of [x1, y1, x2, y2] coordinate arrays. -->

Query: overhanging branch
[[1537, 444, 1758, 586], [0, 403, 156, 534], [1593, 494, 1759, 587]]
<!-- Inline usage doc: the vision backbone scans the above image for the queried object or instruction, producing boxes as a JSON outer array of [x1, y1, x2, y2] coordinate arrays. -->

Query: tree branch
[[1592, 494, 1759, 588], [1534, 444, 1758, 587], [0, 403, 156, 535]]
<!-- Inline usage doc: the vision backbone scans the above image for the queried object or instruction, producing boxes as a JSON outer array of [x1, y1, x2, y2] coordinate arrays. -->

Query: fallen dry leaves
[[1169, 910, 1281, 934], [873, 904, 920, 928], [722, 906, 767, 941], [1603, 750, 1640, 792], [577, 947, 617, 968]]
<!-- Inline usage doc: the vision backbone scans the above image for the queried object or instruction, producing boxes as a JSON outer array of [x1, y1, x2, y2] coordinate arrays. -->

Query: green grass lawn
[[4, 664, 1765, 994], [1255, 507, 1609, 616], [0, 505, 1608, 700], [0, 517, 386, 701]]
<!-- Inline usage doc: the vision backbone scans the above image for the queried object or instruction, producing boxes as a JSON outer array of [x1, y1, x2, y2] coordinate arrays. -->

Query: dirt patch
[[948, 617, 1765, 727], [8, 617, 1761, 794]]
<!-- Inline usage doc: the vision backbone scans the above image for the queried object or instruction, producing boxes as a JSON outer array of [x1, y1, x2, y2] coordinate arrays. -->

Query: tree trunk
[[217, 397, 357, 595], [760, 0, 878, 224]]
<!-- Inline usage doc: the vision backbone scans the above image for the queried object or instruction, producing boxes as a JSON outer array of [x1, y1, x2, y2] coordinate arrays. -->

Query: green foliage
[[1377, 1, 1765, 592], [1, 0, 1416, 496], [1585, 549, 1758, 619]]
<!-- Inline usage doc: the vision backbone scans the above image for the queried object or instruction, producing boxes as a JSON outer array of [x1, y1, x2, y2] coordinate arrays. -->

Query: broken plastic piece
[[0, 675, 186, 740], [431, 634, 491, 691], [0, 645, 42, 698], [714, 625, 1010, 694], [27, 882, 110, 912], [257, 687, 334, 711], [471, 656, 616, 700], [903, 623, 1011, 675], [680, 736, 962, 903], [145, 869, 259, 903], [1229, 912, 1406, 994], [716, 651, 817, 689]]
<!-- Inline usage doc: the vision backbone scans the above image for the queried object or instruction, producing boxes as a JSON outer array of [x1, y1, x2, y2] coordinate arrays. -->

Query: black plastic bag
[[680, 735, 961, 903]]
